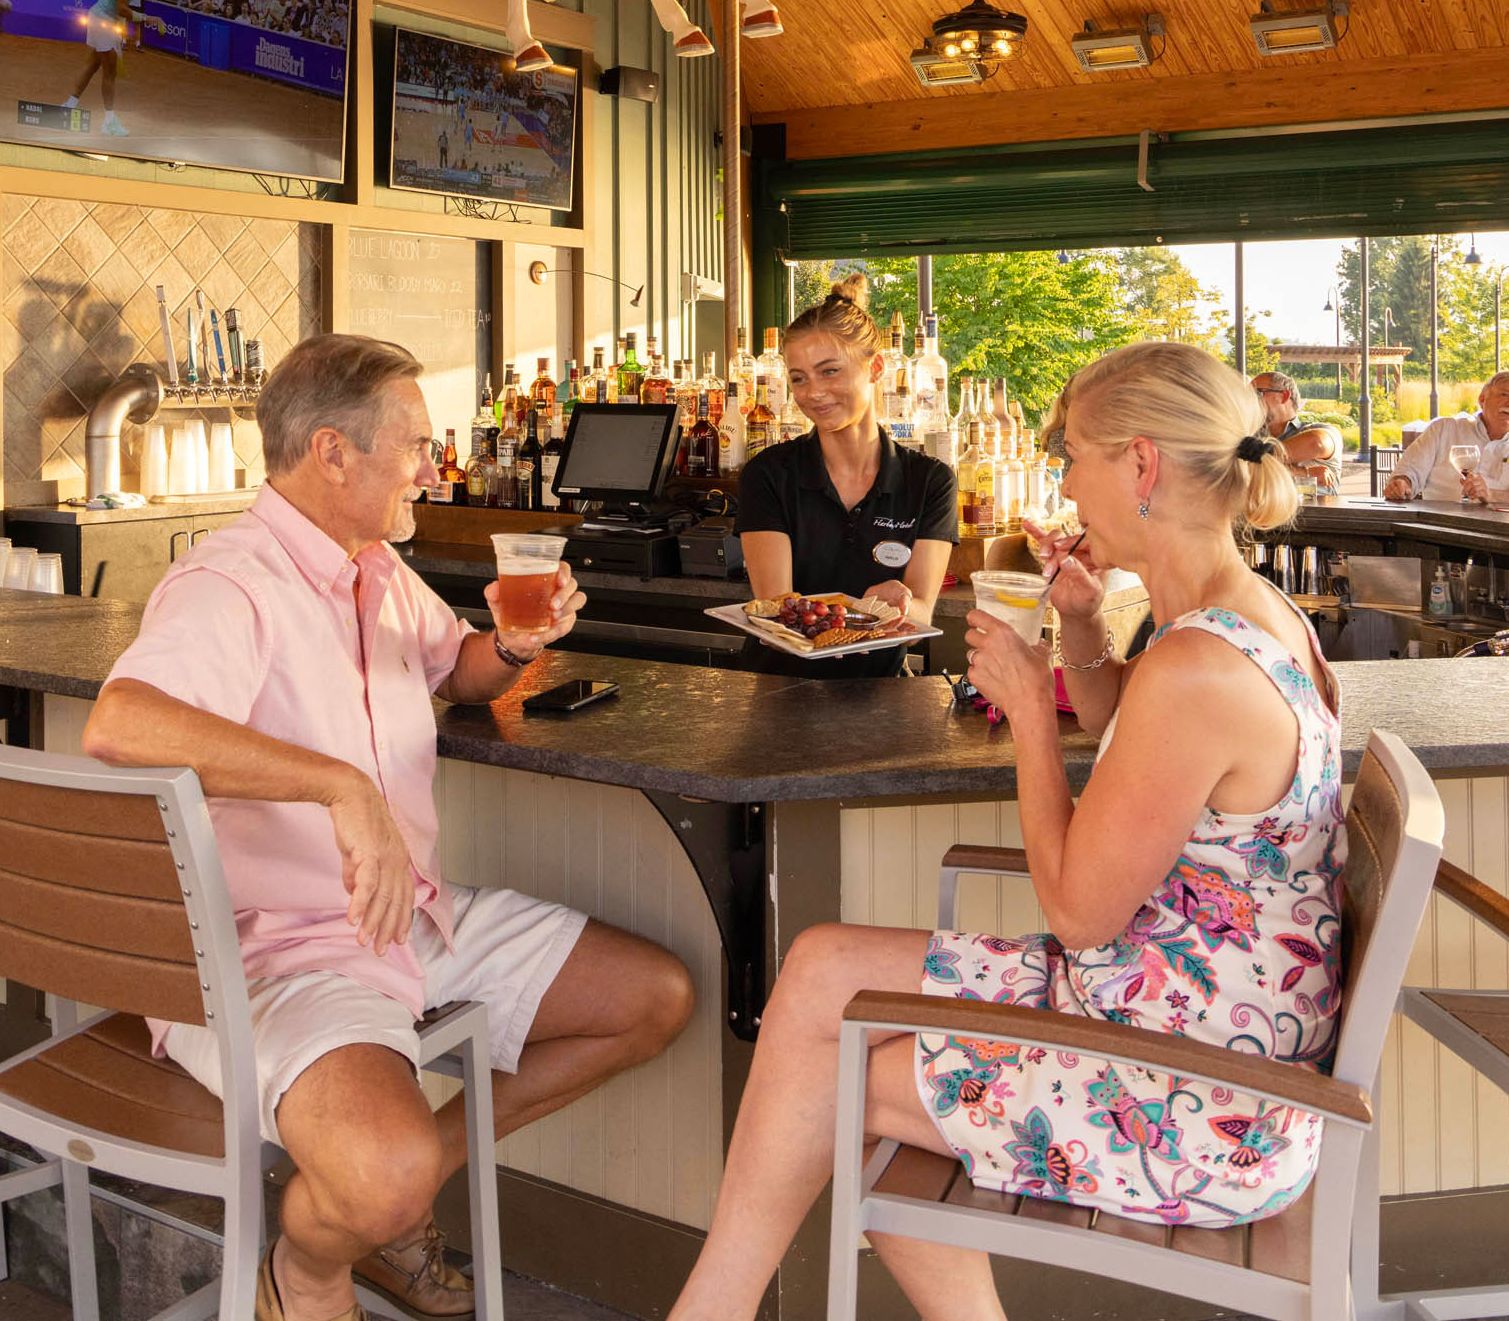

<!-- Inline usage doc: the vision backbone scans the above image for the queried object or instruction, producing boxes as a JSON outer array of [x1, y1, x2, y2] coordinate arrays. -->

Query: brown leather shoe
[[352, 1222, 475, 1318], [256, 1245, 370, 1321]]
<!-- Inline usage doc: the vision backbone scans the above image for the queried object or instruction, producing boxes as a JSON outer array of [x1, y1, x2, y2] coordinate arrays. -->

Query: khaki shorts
[[163, 884, 587, 1145]]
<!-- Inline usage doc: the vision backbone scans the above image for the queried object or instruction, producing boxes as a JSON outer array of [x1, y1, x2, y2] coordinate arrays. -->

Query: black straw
[[1045, 530, 1088, 587]]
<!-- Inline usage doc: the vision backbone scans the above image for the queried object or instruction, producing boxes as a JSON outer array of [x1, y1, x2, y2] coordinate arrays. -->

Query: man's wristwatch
[[492, 632, 537, 669]]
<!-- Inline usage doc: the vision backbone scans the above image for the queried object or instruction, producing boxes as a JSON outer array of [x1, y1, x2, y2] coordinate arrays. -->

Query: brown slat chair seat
[[873, 1144, 1313, 1284], [0, 1013, 223, 1159], [1421, 991, 1509, 1056]]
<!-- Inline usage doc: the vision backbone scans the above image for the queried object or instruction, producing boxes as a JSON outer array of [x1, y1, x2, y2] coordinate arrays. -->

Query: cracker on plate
[[812, 626, 885, 649]]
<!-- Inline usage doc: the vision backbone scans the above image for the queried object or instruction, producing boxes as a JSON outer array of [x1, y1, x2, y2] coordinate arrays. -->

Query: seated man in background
[[83, 334, 694, 1321], [1251, 369, 1344, 493], [1385, 371, 1509, 503]]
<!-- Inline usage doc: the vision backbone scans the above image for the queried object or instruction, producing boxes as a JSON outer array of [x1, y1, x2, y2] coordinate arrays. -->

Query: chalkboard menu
[[346, 228, 491, 444]]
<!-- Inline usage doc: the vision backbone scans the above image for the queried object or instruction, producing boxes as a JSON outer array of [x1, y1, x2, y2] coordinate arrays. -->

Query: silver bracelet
[[1056, 627, 1116, 672]]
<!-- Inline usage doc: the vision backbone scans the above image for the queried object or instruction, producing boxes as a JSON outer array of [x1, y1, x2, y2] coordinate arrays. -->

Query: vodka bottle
[[730, 328, 758, 416], [757, 327, 789, 417]]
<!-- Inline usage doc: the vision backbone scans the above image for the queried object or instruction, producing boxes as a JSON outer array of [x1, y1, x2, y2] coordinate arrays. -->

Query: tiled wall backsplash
[[1, 196, 321, 506]]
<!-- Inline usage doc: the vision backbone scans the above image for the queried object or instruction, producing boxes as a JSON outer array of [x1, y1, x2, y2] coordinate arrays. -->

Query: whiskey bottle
[[530, 357, 557, 411], [686, 391, 718, 478], [744, 380, 775, 460], [616, 333, 643, 404], [438, 428, 466, 506], [517, 405, 544, 511], [641, 352, 672, 405]]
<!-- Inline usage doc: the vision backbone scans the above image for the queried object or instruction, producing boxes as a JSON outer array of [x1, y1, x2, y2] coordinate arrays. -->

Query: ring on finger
[[967, 648, 977, 665]]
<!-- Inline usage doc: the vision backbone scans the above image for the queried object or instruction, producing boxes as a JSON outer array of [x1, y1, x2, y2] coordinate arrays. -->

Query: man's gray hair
[[1483, 370, 1509, 394], [1264, 369, 1302, 407], [256, 334, 423, 477]]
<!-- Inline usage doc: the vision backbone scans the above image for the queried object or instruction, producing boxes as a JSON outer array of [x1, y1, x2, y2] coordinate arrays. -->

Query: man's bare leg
[[430, 919, 694, 1182], [273, 1044, 445, 1321]]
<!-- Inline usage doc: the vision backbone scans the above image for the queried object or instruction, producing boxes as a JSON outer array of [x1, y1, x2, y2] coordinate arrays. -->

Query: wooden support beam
[[758, 47, 1509, 160]]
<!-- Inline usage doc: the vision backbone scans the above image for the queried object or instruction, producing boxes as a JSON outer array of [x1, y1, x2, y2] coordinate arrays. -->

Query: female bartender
[[734, 274, 958, 676]]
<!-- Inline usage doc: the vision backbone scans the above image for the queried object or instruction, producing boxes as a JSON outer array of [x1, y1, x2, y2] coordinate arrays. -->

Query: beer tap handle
[[156, 285, 179, 390]]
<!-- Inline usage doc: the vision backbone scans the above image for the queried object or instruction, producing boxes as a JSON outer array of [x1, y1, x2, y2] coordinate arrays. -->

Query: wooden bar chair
[[0, 745, 504, 1320], [1353, 860, 1509, 1321], [828, 729, 1444, 1321]]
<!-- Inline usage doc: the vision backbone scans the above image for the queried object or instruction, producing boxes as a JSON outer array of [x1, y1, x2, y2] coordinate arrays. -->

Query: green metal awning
[[760, 117, 1509, 258]]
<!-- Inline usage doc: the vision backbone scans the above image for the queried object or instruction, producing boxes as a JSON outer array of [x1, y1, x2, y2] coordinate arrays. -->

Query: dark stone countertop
[[1289, 497, 1509, 544], [4, 589, 1508, 802]]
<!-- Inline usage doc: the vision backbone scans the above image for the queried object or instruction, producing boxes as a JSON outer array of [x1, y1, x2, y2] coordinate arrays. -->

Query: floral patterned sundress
[[915, 592, 1346, 1228]]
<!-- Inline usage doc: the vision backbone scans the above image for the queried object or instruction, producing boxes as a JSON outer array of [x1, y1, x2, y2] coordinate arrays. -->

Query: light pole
[[1383, 306, 1394, 347], [1323, 286, 1342, 399], [1429, 238, 1439, 420]]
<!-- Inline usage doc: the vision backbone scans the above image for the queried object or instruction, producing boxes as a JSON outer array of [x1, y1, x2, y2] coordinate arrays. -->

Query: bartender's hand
[[484, 562, 586, 662], [1463, 472, 1490, 504], [329, 773, 417, 958], [965, 608, 1056, 726], [867, 578, 913, 617], [1383, 475, 1414, 502]]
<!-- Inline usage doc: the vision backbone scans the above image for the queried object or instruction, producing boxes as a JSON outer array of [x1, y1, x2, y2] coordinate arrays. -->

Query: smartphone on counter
[[522, 679, 620, 714]]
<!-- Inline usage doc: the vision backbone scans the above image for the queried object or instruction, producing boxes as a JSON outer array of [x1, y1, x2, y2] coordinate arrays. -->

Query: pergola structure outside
[[1273, 343, 1414, 399]]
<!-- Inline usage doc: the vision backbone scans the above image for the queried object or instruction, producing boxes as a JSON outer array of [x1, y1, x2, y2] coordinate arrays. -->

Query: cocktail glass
[[971, 570, 1050, 645], [489, 533, 566, 633]]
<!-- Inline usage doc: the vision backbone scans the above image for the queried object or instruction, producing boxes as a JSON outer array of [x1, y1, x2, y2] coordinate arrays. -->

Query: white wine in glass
[[1450, 444, 1483, 503]]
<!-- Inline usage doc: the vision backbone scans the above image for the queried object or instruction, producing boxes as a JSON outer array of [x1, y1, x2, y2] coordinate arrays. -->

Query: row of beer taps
[[154, 285, 264, 405]]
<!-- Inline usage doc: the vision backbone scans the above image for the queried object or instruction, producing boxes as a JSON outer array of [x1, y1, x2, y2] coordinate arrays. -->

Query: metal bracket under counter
[[642, 793, 767, 1041]]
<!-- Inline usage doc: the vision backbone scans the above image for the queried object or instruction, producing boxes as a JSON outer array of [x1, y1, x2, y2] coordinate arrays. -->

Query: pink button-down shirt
[[106, 486, 473, 1045]]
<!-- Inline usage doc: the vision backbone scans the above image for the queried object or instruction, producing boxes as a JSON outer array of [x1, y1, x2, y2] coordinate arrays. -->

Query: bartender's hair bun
[[785, 270, 885, 358], [1061, 341, 1298, 532]]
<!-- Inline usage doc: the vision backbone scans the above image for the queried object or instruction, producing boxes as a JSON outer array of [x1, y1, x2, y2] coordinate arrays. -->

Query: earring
[[1137, 501, 1150, 520]]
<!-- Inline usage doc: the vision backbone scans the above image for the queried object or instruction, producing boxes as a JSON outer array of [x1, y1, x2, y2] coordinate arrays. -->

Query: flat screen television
[[390, 26, 577, 213], [0, 0, 350, 181]]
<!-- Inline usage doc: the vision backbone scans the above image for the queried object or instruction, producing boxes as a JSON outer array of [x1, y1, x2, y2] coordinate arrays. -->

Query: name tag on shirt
[[873, 540, 912, 569]]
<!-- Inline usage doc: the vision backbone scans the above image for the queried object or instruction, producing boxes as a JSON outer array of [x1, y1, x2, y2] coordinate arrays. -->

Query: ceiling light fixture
[[1250, 0, 1348, 57], [910, 1, 1028, 88], [1071, 13, 1164, 72]]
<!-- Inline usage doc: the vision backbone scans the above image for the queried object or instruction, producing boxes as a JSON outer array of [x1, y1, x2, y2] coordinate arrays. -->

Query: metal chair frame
[[828, 729, 1445, 1321], [0, 746, 504, 1320]]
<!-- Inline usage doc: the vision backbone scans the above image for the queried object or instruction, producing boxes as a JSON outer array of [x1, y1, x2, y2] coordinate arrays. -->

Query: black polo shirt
[[734, 429, 957, 677], [735, 429, 958, 597]]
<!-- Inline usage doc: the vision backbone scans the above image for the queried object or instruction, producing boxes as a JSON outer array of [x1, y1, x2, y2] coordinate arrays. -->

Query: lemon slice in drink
[[990, 593, 1042, 609]]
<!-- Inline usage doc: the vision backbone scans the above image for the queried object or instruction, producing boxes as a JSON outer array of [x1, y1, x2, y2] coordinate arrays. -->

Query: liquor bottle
[[581, 348, 604, 404], [494, 427, 520, 510], [467, 375, 495, 503], [616, 332, 643, 403], [560, 360, 579, 421], [954, 375, 975, 434], [955, 429, 980, 537], [992, 378, 1017, 456], [530, 357, 557, 411], [877, 312, 906, 418], [541, 407, 564, 510], [498, 366, 520, 430], [730, 327, 757, 416], [686, 391, 718, 478], [606, 338, 626, 404], [779, 393, 806, 444], [1010, 400, 1030, 457], [641, 351, 672, 405], [675, 359, 700, 430], [438, 428, 466, 506], [757, 327, 788, 418], [913, 314, 948, 427], [967, 406, 996, 534], [518, 405, 544, 510], [1001, 442, 1027, 532], [718, 381, 746, 474], [888, 372, 916, 450], [699, 350, 726, 425], [744, 380, 775, 460]]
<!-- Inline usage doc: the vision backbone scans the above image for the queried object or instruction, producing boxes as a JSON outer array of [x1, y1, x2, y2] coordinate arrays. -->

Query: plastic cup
[[0, 539, 10, 588], [29, 553, 63, 595], [489, 533, 566, 633], [3, 547, 37, 591], [971, 569, 1050, 645]]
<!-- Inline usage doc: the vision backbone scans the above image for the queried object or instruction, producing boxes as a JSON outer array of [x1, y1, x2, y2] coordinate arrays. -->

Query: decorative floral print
[[916, 599, 1346, 1228]]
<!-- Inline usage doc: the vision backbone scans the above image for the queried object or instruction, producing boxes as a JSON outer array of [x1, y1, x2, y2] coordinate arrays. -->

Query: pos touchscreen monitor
[[552, 403, 679, 518]]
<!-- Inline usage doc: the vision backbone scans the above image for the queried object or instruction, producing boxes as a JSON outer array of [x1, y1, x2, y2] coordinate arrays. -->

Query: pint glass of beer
[[490, 533, 566, 633]]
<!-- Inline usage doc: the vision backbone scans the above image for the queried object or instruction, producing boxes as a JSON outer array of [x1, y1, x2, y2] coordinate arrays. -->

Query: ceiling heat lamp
[[1250, 0, 1348, 56], [910, 1, 1029, 88], [1071, 14, 1164, 72]]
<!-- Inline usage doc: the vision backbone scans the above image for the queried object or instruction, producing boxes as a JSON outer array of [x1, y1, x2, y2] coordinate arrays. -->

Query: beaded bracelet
[[1056, 628, 1116, 672], [492, 632, 537, 669]]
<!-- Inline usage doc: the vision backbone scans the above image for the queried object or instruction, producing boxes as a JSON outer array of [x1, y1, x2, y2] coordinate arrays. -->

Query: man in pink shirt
[[83, 334, 694, 1321]]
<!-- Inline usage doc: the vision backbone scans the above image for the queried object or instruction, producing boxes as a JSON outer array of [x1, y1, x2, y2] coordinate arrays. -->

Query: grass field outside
[[1299, 378, 1483, 450]]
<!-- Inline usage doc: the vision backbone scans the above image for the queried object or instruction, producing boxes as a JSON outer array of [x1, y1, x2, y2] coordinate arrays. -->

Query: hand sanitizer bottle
[[1427, 565, 1452, 619]]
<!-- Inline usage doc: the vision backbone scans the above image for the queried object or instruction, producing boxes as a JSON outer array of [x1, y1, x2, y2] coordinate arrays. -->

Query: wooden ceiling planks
[[738, 0, 1509, 112]]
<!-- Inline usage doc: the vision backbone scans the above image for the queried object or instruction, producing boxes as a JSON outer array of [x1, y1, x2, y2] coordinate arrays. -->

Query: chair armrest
[[941, 845, 1029, 875], [1436, 860, 1509, 941], [843, 990, 1372, 1127]]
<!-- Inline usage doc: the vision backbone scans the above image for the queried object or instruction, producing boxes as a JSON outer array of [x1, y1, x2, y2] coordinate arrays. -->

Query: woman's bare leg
[[862, 1037, 1008, 1321], [71, 51, 103, 100], [669, 924, 1006, 1321], [100, 50, 117, 111]]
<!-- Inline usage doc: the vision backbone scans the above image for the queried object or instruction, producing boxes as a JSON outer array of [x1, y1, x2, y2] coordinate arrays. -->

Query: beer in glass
[[489, 533, 566, 633]]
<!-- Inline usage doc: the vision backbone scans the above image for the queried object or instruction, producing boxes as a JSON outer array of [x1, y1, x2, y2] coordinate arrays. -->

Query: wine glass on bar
[[1450, 443, 1483, 503]]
